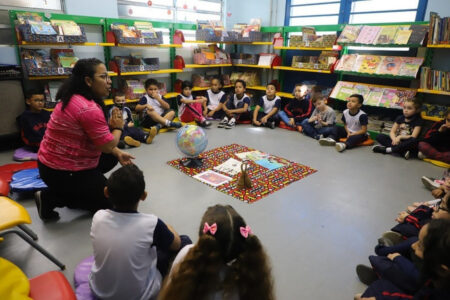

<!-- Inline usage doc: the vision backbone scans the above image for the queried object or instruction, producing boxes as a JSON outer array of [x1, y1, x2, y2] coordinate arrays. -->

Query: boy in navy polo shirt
[[252, 83, 281, 129], [218, 79, 251, 129]]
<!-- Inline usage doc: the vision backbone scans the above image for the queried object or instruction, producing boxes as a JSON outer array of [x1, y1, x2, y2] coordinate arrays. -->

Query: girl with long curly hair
[[158, 204, 275, 300]]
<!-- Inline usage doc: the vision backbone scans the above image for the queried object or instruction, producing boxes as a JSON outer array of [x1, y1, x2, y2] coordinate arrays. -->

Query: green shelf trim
[[105, 17, 174, 30], [173, 23, 197, 31], [9, 10, 106, 25], [283, 24, 345, 33], [261, 26, 283, 33], [334, 70, 416, 80], [338, 43, 423, 48]]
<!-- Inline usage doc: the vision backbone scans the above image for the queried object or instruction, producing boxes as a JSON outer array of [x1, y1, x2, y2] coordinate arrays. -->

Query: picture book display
[[355, 26, 382, 44], [214, 158, 243, 176], [337, 25, 361, 43], [394, 27, 413, 45], [330, 81, 417, 109], [193, 170, 233, 187], [50, 20, 82, 36], [375, 26, 398, 44], [335, 54, 423, 78]]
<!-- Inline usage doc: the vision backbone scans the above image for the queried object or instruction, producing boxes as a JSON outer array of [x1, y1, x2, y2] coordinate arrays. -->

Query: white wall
[[225, 0, 286, 28], [64, 0, 118, 18], [425, 0, 450, 20]]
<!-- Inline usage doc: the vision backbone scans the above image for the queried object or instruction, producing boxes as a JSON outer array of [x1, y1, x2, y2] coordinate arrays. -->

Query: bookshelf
[[233, 64, 272, 69], [334, 71, 416, 80], [417, 89, 450, 96], [184, 64, 232, 68], [274, 46, 338, 51], [273, 66, 332, 74]]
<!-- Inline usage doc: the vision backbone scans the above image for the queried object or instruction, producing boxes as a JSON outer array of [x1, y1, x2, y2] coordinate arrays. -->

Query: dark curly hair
[[421, 219, 450, 290], [56, 58, 105, 111], [158, 204, 274, 300]]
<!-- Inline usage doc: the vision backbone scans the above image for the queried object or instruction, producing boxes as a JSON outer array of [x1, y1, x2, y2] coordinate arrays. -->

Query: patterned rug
[[167, 144, 317, 203]]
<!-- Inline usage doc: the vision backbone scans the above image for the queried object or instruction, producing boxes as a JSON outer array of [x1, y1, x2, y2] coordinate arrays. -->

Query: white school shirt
[[168, 244, 240, 300], [140, 94, 165, 116], [206, 89, 225, 110], [89, 210, 161, 300], [258, 95, 281, 114], [342, 109, 368, 134], [232, 94, 251, 111], [177, 93, 192, 116]]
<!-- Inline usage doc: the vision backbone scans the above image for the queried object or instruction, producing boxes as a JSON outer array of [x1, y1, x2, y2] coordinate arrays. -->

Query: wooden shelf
[[104, 99, 139, 106], [417, 88, 450, 96], [273, 66, 332, 74], [19, 41, 115, 46], [274, 46, 336, 51], [184, 64, 232, 68], [421, 111, 444, 122], [119, 69, 183, 76], [117, 43, 181, 48], [233, 64, 272, 69], [427, 44, 450, 48]]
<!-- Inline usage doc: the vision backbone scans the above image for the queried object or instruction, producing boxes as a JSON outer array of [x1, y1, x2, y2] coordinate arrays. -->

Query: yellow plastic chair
[[0, 196, 65, 270], [0, 257, 32, 300]]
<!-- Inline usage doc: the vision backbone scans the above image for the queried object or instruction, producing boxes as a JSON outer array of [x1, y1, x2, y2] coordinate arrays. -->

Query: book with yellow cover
[[51, 20, 82, 36], [358, 55, 382, 74]]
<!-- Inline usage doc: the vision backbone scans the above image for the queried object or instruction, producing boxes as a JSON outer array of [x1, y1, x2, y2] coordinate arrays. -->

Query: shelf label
[[57, 35, 64, 43], [314, 63, 319, 69], [57, 67, 64, 74], [140, 38, 145, 44], [139, 65, 145, 71]]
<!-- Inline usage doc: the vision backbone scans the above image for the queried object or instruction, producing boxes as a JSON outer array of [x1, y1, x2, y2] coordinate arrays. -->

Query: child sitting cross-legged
[[176, 80, 211, 127], [89, 165, 191, 300], [158, 204, 275, 300], [218, 79, 251, 129], [108, 91, 157, 148], [418, 108, 450, 164], [300, 94, 336, 140], [17, 89, 51, 152], [319, 94, 368, 152], [373, 98, 423, 160], [252, 83, 281, 129], [136, 78, 181, 130], [277, 83, 313, 130], [204, 77, 227, 120]]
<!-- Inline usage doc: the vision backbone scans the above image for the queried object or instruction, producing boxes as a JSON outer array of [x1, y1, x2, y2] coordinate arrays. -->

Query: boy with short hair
[[252, 82, 281, 129], [319, 94, 368, 152], [108, 91, 157, 148], [17, 89, 51, 151], [278, 83, 313, 130], [136, 79, 181, 130], [90, 165, 189, 300], [300, 95, 336, 139]]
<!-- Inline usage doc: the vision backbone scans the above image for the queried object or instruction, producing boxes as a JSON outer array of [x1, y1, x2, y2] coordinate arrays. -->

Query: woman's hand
[[109, 107, 124, 129], [114, 149, 135, 166]]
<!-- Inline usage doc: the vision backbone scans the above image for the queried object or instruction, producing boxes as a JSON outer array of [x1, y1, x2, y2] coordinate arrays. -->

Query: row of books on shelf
[[22, 48, 78, 76], [337, 24, 428, 46], [291, 51, 338, 70], [330, 81, 416, 109], [420, 67, 450, 92], [16, 12, 83, 36], [429, 12, 450, 45], [289, 27, 337, 48], [335, 54, 424, 77]]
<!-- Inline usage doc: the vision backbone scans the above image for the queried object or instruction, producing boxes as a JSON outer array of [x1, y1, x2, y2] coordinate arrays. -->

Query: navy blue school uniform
[[255, 95, 281, 123], [391, 205, 434, 238], [108, 106, 147, 142], [18, 109, 51, 150], [282, 94, 313, 124], [220, 93, 251, 120], [362, 279, 450, 300], [205, 89, 226, 119]]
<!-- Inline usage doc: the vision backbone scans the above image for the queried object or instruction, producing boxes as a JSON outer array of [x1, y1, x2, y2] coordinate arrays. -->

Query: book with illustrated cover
[[111, 23, 138, 38], [302, 26, 316, 44], [355, 26, 382, 44], [337, 25, 361, 43], [394, 89, 416, 109], [365, 88, 384, 106], [51, 20, 82, 36], [134, 21, 156, 38], [255, 158, 285, 171], [330, 81, 353, 99], [377, 56, 402, 75], [353, 84, 371, 99], [375, 26, 398, 44], [193, 170, 232, 187], [17, 12, 43, 24], [358, 55, 382, 74], [398, 57, 424, 77], [335, 54, 357, 72], [394, 26, 412, 44], [408, 25, 428, 45], [214, 158, 243, 176], [28, 20, 57, 35], [379, 89, 399, 108]]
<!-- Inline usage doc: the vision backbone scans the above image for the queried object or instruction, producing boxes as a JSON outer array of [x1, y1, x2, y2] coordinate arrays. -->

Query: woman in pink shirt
[[36, 58, 134, 220]]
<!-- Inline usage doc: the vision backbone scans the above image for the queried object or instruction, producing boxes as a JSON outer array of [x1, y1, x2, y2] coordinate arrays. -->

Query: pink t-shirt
[[39, 94, 114, 171]]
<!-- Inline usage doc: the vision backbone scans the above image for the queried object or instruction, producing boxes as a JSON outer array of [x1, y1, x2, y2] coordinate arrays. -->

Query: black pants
[[254, 111, 280, 125], [157, 235, 192, 277], [38, 153, 118, 212], [329, 126, 368, 149], [122, 125, 147, 143], [376, 134, 418, 155]]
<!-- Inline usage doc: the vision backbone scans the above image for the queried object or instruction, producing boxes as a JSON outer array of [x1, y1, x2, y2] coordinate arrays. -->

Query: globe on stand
[[175, 125, 208, 168]]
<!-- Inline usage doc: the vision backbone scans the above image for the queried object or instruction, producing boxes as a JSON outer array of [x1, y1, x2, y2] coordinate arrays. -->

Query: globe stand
[[181, 157, 203, 168]]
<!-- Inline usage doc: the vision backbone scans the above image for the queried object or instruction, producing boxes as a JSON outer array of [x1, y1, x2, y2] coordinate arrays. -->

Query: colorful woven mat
[[167, 144, 317, 203]]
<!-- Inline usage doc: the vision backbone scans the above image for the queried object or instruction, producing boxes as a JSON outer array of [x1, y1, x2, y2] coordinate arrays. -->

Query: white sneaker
[[319, 137, 336, 146], [404, 150, 410, 160], [335, 142, 346, 152], [218, 116, 229, 128], [224, 117, 236, 129], [417, 151, 426, 160], [421, 176, 441, 190]]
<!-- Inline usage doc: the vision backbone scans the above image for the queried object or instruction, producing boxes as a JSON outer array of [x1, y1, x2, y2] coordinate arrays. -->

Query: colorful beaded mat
[[167, 144, 317, 203]]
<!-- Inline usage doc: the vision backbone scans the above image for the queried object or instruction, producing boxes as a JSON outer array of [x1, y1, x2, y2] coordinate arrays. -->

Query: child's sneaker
[[268, 121, 276, 129], [169, 121, 182, 128], [417, 151, 426, 160], [404, 150, 410, 160], [118, 140, 126, 149], [34, 191, 59, 221], [318, 137, 336, 146], [421, 176, 440, 190], [378, 231, 403, 247], [197, 120, 212, 128], [224, 117, 236, 129], [315, 134, 324, 140], [372, 145, 386, 154], [218, 116, 229, 128], [335, 142, 346, 152], [356, 264, 378, 285], [124, 136, 141, 147], [145, 126, 157, 144]]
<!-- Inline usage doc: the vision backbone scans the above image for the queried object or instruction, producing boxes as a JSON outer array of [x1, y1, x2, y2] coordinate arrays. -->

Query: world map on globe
[[175, 125, 208, 157]]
